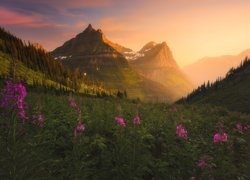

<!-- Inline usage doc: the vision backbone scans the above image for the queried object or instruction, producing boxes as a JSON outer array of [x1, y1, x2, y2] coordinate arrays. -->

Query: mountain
[[52, 24, 173, 102], [178, 57, 250, 113], [129, 41, 194, 100], [183, 49, 250, 86], [0, 27, 113, 96]]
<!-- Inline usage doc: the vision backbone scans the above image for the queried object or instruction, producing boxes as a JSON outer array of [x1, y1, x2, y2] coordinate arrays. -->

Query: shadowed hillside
[[178, 57, 250, 113]]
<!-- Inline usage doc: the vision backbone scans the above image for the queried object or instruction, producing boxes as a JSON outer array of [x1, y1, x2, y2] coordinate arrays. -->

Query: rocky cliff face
[[130, 41, 194, 100], [51, 25, 175, 102], [52, 24, 124, 58]]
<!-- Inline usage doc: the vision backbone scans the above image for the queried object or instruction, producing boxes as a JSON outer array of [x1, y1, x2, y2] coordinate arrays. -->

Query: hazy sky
[[1, 0, 250, 66]]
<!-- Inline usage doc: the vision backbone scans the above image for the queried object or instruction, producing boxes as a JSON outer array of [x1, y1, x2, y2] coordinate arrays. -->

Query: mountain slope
[[130, 42, 194, 100], [0, 27, 114, 96], [183, 49, 250, 86], [178, 57, 250, 113], [52, 24, 173, 102]]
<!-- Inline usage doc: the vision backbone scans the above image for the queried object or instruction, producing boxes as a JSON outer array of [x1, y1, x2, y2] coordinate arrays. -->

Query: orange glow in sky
[[1, 0, 250, 66]]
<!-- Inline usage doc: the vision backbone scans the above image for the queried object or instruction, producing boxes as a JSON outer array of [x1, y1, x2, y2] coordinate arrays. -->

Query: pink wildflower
[[133, 116, 141, 125], [0, 81, 28, 120], [198, 159, 207, 169], [176, 124, 188, 140], [74, 122, 85, 136], [243, 125, 250, 131], [115, 116, 126, 127], [32, 114, 44, 127], [221, 133, 228, 142], [213, 133, 221, 143], [68, 95, 80, 112], [214, 132, 228, 143], [236, 123, 243, 132], [37, 115, 44, 127]]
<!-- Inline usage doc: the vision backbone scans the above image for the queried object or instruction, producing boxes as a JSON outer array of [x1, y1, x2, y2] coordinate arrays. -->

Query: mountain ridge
[[183, 49, 250, 86], [51, 24, 177, 102]]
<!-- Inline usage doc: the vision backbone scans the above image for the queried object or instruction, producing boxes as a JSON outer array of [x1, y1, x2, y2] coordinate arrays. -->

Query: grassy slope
[[0, 52, 113, 96], [0, 52, 69, 89], [62, 56, 172, 102]]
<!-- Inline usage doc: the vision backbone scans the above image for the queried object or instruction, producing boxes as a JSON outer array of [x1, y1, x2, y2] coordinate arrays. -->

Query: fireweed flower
[[32, 114, 44, 127], [37, 114, 44, 127], [0, 81, 28, 120], [133, 115, 141, 125], [213, 132, 228, 143], [236, 123, 250, 132], [74, 122, 85, 136], [176, 124, 188, 140], [198, 159, 207, 169], [221, 133, 228, 142], [236, 123, 243, 132], [213, 133, 221, 143], [115, 116, 126, 127], [68, 95, 80, 112]]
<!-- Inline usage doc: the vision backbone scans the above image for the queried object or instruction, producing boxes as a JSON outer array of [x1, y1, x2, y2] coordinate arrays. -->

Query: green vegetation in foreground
[[178, 57, 250, 114], [0, 83, 249, 179]]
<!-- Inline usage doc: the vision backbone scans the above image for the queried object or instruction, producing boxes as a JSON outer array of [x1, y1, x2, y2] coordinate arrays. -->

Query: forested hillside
[[178, 57, 250, 113]]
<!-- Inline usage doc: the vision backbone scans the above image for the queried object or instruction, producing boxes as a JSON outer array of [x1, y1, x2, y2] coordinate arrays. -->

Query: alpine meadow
[[0, 0, 250, 179]]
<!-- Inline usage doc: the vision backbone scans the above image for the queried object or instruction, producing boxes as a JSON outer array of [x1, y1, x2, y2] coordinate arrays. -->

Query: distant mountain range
[[183, 49, 250, 86], [52, 24, 193, 102], [178, 57, 250, 113]]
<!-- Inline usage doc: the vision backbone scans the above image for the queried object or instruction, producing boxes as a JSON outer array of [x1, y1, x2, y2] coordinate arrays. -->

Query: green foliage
[[0, 87, 249, 179]]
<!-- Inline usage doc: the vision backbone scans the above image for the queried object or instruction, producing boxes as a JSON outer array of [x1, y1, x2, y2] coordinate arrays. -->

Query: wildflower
[[68, 95, 80, 112], [213, 133, 221, 143], [198, 159, 207, 169], [32, 114, 44, 127], [37, 115, 44, 127], [221, 132, 228, 142], [176, 124, 188, 140], [213, 132, 228, 143], [115, 116, 126, 127], [74, 122, 85, 136], [133, 115, 141, 125], [236, 123, 243, 132], [0, 81, 28, 120]]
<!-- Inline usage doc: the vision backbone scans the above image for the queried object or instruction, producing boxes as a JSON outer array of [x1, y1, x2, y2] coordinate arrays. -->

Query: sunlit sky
[[1, 0, 250, 66]]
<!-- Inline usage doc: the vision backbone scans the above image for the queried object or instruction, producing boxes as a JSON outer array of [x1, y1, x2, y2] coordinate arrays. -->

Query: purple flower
[[236, 123, 243, 132], [213, 133, 221, 143], [0, 81, 28, 120], [221, 133, 228, 142], [32, 114, 44, 127], [115, 116, 126, 127], [176, 124, 188, 140], [198, 159, 207, 169], [68, 95, 80, 112], [214, 132, 228, 143], [37, 115, 44, 127], [74, 122, 85, 136], [133, 116, 141, 125]]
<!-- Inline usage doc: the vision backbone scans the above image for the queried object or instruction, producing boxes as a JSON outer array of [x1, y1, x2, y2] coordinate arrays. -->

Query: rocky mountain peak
[[139, 41, 157, 53], [84, 24, 94, 32]]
